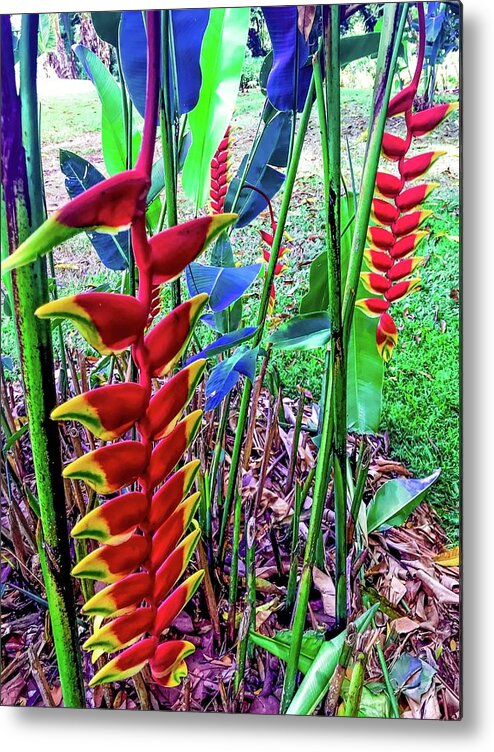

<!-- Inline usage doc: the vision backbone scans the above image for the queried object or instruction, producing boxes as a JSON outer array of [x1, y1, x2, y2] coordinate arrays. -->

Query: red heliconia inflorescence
[[258, 196, 290, 318], [356, 3, 458, 361], [3, 12, 237, 689], [210, 126, 231, 214]]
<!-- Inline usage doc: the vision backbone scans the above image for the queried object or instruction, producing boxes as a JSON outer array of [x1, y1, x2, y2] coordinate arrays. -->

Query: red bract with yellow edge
[[2, 11, 237, 690], [357, 3, 458, 362]]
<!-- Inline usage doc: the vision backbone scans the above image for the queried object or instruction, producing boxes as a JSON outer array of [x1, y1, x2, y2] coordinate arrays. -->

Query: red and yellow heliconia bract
[[356, 3, 458, 362], [3, 9, 236, 691]]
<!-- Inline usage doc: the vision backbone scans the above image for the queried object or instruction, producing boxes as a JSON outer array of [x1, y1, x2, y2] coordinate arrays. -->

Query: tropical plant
[[357, 2, 458, 361], [2, 10, 236, 690]]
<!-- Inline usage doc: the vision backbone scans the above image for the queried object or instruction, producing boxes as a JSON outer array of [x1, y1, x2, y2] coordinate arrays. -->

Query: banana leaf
[[182, 7, 250, 209], [73, 44, 141, 175]]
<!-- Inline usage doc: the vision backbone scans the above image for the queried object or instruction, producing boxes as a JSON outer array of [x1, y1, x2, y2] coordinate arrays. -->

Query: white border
[[2, 1, 494, 749]]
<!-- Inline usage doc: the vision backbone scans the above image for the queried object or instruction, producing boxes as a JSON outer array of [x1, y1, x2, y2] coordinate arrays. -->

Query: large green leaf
[[300, 193, 384, 432], [38, 14, 56, 55], [91, 12, 122, 47], [250, 630, 325, 675], [269, 312, 331, 351], [340, 32, 382, 67], [73, 44, 141, 175], [286, 605, 379, 715], [182, 7, 250, 208], [366, 469, 441, 534], [347, 309, 384, 433]]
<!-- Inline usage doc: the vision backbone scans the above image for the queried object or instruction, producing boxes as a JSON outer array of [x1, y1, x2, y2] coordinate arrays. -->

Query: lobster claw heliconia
[[356, 3, 458, 362], [3, 9, 235, 691]]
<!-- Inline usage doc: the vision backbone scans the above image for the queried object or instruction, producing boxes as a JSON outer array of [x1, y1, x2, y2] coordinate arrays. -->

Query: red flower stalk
[[4, 11, 237, 689], [357, 3, 458, 361], [248, 184, 289, 318], [210, 126, 231, 214]]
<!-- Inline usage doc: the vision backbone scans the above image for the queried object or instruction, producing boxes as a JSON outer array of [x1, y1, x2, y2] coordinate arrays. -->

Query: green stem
[[5, 15, 85, 707], [219, 77, 316, 553], [281, 5, 405, 713], [342, 3, 408, 345], [344, 651, 367, 717], [374, 628, 400, 718], [324, 6, 346, 633]]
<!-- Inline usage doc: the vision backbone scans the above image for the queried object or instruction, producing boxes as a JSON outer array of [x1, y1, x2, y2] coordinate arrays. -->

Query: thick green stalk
[[280, 6, 405, 713], [3, 15, 85, 707], [344, 651, 367, 716], [234, 507, 256, 694], [374, 631, 400, 718], [342, 3, 408, 344], [219, 77, 316, 552], [325, 5, 346, 632]]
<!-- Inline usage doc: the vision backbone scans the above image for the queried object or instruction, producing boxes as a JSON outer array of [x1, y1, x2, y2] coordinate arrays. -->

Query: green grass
[[1, 83, 460, 539], [382, 189, 460, 540], [40, 89, 100, 143]]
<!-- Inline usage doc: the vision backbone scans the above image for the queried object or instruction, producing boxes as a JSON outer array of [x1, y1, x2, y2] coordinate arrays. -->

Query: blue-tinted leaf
[[205, 346, 258, 410], [186, 262, 261, 312], [91, 12, 121, 47], [119, 9, 210, 119], [269, 313, 331, 351], [59, 149, 129, 270], [187, 327, 258, 363], [210, 232, 235, 267], [262, 6, 312, 112], [366, 470, 441, 533], [224, 113, 291, 227]]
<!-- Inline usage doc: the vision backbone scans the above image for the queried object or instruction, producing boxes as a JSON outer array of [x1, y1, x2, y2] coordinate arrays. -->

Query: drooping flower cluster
[[3, 12, 236, 689], [210, 126, 231, 214], [357, 4, 458, 361]]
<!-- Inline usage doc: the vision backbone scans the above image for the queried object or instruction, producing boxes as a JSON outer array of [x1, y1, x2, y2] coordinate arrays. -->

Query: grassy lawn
[[1, 82, 460, 540]]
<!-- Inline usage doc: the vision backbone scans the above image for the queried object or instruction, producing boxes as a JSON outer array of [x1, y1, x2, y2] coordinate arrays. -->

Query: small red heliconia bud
[[387, 256, 426, 282], [82, 572, 153, 617], [36, 293, 148, 356], [149, 214, 237, 285], [145, 294, 208, 378], [381, 131, 412, 162], [375, 171, 404, 198], [71, 534, 150, 582], [385, 277, 421, 302], [355, 298, 390, 317], [389, 231, 429, 259], [387, 83, 417, 118], [364, 248, 394, 273], [367, 225, 395, 250], [89, 636, 158, 687], [71, 491, 148, 544], [395, 183, 439, 213], [51, 382, 148, 441], [371, 198, 400, 226], [360, 272, 391, 295], [400, 151, 446, 182], [59, 170, 150, 229], [376, 312, 398, 362], [408, 102, 459, 138], [392, 210, 433, 237]]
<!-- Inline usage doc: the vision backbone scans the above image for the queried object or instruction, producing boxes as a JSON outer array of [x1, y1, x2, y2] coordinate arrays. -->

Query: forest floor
[[2, 79, 460, 538], [1, 77, 460, 715]]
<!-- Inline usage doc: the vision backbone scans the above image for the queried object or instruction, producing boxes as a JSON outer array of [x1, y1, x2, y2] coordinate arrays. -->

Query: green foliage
[[382, 196, 460, 539], [367, 469, 441, 533], [182, 7, 250, 208], [73, 44, 141, 175]]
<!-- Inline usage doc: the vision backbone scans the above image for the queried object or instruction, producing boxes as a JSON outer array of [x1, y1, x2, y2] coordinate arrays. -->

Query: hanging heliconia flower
[[257, 191, 290, 317], [210, 126, 231, 214], [356, 3, 458, 362], [2, 12, 237, 689]]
